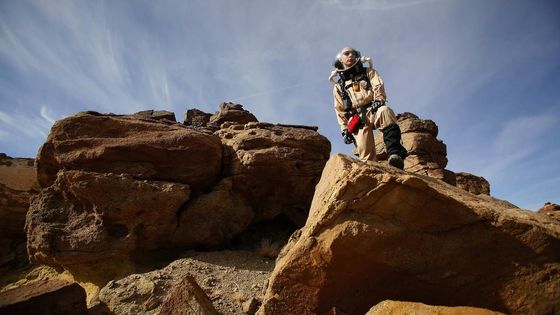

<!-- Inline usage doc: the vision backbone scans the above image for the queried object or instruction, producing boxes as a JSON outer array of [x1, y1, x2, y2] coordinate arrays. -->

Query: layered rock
[[216, 121, 330, 226], [209, 102, 258, 126], [0, 154, 39, 238], [0, 154, 39, 268], [26, 170, 191, 265], [28, 105, 330, 266], [184, 108, 212, 128], [260, 154, 560, 315], [0, 279, 87, 314], [455, 172, 490, 195], [375, 112, 453, 184], [35, 111, 223, 191]]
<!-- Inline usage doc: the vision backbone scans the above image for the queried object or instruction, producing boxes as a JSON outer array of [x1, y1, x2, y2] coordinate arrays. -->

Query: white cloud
[[479, 114, 558, 178], [0, 130, 8, 141], [0, 110, 51, 141], [40, 105, 56, 125], [327, 0, 439, 11]]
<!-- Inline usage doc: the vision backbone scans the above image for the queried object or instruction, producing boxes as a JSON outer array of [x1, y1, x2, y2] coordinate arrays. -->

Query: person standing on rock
[[329, 46, 407, 169]]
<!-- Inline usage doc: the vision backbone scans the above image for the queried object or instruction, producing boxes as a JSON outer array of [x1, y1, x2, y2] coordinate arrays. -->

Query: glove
[[342, 129, 355, 145], [372, 99, 385, 111]]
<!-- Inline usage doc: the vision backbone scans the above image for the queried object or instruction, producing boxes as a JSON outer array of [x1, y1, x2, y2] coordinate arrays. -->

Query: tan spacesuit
[[330, 47, 407, 168]]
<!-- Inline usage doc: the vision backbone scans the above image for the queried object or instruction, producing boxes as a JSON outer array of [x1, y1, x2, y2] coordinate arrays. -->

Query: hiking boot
[[382, 123, 408, 169], [388, 154, 404, 170]]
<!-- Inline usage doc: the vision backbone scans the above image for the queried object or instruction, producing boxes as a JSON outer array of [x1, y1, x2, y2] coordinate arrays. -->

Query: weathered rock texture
[[28, 105, 330, 266], [0, 279, 87, 315], [35, 111, 223, 191], [26, 170, 190, 265], [184, 108, 212, 128], [455, 172, 491, 195], [260, 154, 560, 315], [216, 121, 331, 226], [0, 153, 39, 238], [366, 300, 506, 315], [539, 202, 560, 221], [375, 112, 455, 184], [156, 275, 219, 315], [98, 250, 272, 315], [0, 154, 39, 268], [209, 102, 258, 126]]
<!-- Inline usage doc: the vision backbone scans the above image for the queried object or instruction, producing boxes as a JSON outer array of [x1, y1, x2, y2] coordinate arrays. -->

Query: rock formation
[[26, 170, 191, 265], [455, 172, 491, 195], [539, 202, 560, 221], [375, 112, 454, 183], [0, 279, 87, 314], [97, 250, 272, 315], [0, 154, 39, 239], [0, 154, 39, 268], [156, 275, 219, 315], [366, 300, 506, 315], [35, 111, 223, 191], [259, 154, 560, 315], [374, 112, 496, 196], [27, 104, 331, 267], [3, 103, 557, 314]]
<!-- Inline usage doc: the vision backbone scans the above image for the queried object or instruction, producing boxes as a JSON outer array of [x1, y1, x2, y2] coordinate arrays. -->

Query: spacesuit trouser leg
[[354, 110, 376, 162]]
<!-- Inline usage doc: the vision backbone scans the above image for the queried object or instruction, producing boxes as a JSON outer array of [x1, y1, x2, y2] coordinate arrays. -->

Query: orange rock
[[260, 154, 560, 315]]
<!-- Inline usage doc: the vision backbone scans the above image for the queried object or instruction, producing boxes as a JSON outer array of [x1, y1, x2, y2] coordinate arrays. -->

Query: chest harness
[[330, 59, 385, 134]]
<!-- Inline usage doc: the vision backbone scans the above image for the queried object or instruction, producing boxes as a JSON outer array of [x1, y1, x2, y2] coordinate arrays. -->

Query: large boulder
[[36, 111, 222, 191], [0, 279, 87, 315], [260, 154, 560, 315], [156, 275, 219, 315], [216, 121, 331, 226], [173, 178, 254, 248], [26, 104, 331, 268], [455, 172, 490, 195], [26, 170, 190, 265], [209, 102, 258, 126], [538, 202, 560, 221]]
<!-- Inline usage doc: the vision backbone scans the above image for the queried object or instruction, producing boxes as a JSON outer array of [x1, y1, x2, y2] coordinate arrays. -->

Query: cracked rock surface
[[260, 154, 560, 315]]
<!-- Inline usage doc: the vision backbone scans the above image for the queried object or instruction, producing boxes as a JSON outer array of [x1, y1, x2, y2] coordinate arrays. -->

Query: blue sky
[[0, 0, 558, 210]]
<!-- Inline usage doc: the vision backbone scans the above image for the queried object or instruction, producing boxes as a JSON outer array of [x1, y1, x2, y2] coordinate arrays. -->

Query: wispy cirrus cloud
[[326, 0, 439, 11]]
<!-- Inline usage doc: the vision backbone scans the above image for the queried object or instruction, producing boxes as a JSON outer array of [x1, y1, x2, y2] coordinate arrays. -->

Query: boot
[[382, 123, 407, 170]]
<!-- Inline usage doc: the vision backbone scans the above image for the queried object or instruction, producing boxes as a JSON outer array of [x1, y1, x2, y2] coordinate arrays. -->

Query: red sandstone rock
[[209, 102, 258, 126], [216, 122, 331, 226], [156, 275, 219, 315], [0, 279, 87, 315], [36, 111, 222, 191], [455, 172, 491, 195], [259, 154, 560, 315], [26, 170, 190, 265], [375, 113, 451, 184], [0, 154, 39, 238], [173, 178, 254, 248], [538, 202, 560, 221]]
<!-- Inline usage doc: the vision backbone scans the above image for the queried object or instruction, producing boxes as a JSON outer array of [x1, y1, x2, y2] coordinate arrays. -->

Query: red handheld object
[[348, 114, 362, 133]]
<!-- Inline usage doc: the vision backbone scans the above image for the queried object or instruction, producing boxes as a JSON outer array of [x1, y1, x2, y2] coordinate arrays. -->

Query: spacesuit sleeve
[[333, 85, 348, 131], [368, 68, 387, 103]]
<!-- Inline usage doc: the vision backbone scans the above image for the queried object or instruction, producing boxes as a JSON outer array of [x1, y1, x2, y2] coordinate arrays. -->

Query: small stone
[[242, 298, 260, 315]]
